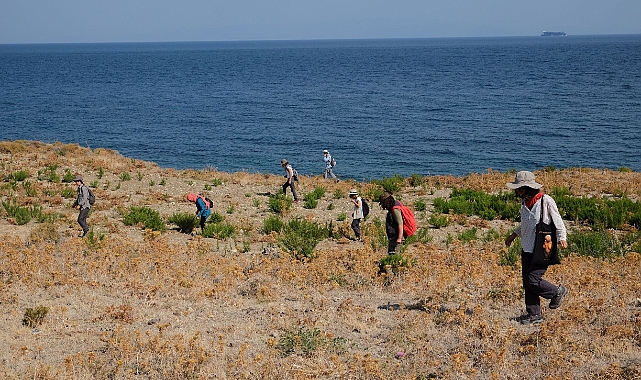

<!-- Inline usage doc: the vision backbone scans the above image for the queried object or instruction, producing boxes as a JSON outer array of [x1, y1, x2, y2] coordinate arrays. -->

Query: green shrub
[[378, 253, 413, 274], [414, 198, 427, 212], [569, 230, 627, 259], [2, 198, 39, 225], [269, 193, 292, 214], [23, 181, 37, 197], [404, 227, 432, 246], [337, 212, 347, 221], [433, 188, 520, 220], [202, 222, 236, 239], [371, 174, 405, 193], [61, 186, 75, 198], [22, 306, 49, 328], [123, 206, 166, 232], [208, 212, 224, 224], [483, 229, 501, 242], [7, 170, 29, 181], [276, 327, 345, 357], [263, 215, 284, 234], [410, 173, 424, 187], [62, 169, 75, 183], [168, 212, 199, 233], [333, 189, 343, 199], [458, 228, 478, 243], [119, 172, 131, 181], [500, 238, 521, 267], [428, 213, 448, 229], [279, 219, 331, 260]]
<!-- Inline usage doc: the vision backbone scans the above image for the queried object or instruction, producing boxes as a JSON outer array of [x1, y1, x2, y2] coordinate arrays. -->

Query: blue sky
[[1, 0, 640, 44]]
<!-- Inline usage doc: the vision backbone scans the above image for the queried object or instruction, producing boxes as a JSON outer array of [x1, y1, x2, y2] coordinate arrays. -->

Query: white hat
[[348, 189, 358, 196], [323, 150, 329, 154], [506, 171, 542, 189]]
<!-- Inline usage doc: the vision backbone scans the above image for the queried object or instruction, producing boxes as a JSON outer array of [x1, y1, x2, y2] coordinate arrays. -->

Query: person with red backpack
[[379, 192, 416, 253]]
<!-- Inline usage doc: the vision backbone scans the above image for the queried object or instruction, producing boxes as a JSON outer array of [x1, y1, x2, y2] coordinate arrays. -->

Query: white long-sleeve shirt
[[514, 194, 567, 253]]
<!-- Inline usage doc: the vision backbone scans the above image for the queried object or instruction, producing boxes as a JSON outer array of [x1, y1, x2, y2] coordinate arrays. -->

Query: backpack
[[86, 186, 96, 205], [361, 199, 370, 218], [393, 201, 416, 237], [204, 197, 214, 210], [292, 168, 299, 181], [330, 156, 336, 167]]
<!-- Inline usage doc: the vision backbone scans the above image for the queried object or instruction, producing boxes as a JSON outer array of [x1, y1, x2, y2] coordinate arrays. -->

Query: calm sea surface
[[1, 35, 640, 180]]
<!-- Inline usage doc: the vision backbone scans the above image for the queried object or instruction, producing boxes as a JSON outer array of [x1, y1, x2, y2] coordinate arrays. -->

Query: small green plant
[[168, 212, 200, 234], [23, 181, 37, 197], [333, 189, 343, 199], [253, 198, 260, 208], [212, 178, 223, 187], [226, 205, 235, 214], [122, 206, 166, 232], [90, 180, 99, 188], [428, 213, 448, 228], [61, 186, 75, 199], [2, 198, 40, 225], [458, 228, 478, 243], [410, 173, 424, 187], [276, 327, 345, 357], [327, 203, 335, 211], [208, 212, 224, 224], [269, 193, 292, 214], [404, 227, 432, 245], [483, 229, 501, 242], [62, 169, 75, 183], [500, 239, 521, 267], [119, 172, 131, 181], [279, 219, 331, 260], [337, 212, 347, 221], [263, 215, 285, 234], [22, 306, 49, 328], [569, 230, 627, 259], [378, 253, 413, 274], [414, 198, 427, 212], [149, 180, 156, 186], [7, 170, 29, 181], [84, 229, 106, 249], [160, 179, 166, 186], [371, 174, 405, 193], [137, 172, 143, 181], [202, 222, 236, 239], [97, 167, 104, 179], [45, 164, 60, 183], [241, 240, 251, 253], [204, 183, 212, 191], [304, 197, 318, 209]]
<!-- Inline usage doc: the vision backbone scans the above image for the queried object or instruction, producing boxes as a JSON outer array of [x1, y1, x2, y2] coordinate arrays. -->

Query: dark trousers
[[200, 215, 207, 231], [282, 180, 299, 201], [521, 251, 558, 316], [77, 208, 90, 234], [351, 218, 361, 239]]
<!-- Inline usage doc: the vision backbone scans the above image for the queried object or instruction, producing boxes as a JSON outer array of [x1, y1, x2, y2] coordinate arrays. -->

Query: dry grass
[[0, 140, 640, 379]]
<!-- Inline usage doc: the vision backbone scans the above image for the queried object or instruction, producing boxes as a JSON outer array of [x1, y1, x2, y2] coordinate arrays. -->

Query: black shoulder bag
[[532, 196, 561, 266]]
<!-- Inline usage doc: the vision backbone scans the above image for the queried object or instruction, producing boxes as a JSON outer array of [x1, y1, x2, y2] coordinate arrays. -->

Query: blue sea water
[[1, 35, 640, 180]]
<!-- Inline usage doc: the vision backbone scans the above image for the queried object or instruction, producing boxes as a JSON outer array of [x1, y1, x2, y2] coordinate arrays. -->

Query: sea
[[1, 35, 640, 180]]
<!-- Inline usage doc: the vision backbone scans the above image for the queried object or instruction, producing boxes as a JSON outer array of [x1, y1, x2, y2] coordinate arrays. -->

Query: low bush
[[168, 212, 199, 233], [303, 187, 326, 209], [2, 199, 42, 225], [263, 215, 284, 234], [414, 198, 427, 212], [269, 193, 292, 214], [279, 219, 331, 260], [276, 327, 346, 357], [208, 212, 224, 224], [378, 253, 413, 274], [428, 213, 448, 228], [123, 206, 166, 232], [6, 170, 29, 181], [567, 230, 640, 259], [500, 237, 521, 267], [202, 222, 236, 239], [433, 188, 520, 220], [371, 174, 406, 193], [22, 306, 49, 328], [458, 228, 478, 243]]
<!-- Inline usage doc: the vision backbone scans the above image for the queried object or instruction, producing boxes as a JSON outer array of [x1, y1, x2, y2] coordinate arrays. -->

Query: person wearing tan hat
[[504, 171, 568, 325], [280, 159, 299, 203], [72, 175, 91, 237], [349, 189, 363, 240], [378, 192, 404, 253]]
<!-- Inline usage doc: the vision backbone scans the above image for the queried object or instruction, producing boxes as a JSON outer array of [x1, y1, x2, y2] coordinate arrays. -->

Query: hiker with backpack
[[379, 192, 416, 254], [280, 159, 300, 203], [186, 193, 212, 233], [72, 175, 92, 237], [349, 189, 367, 241], [322, 150, 337, 180]]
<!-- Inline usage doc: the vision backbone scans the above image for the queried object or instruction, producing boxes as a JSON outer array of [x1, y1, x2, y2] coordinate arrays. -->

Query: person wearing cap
[[72, 175, 91, 237], [349, 189, 363, 240], [378, 192, 404, 253], [322, 150, 337, 180], [505, 171, 569, 325], [280, 159, 299, 203]]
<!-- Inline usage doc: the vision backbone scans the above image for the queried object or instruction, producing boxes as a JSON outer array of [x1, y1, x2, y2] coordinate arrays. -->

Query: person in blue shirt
[[323, 150, 337, 180], [187, 193, 212, 233]]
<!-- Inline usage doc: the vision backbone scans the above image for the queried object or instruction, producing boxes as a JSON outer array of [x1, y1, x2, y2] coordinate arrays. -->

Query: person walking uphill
[[187, 193, 211, 233], [72, 175, 91, 237], [322, 150, 337, 180], [379, 192, 405, 254], [504, 171, 569, 326], [349, 189, 363, 241], [281, 159, 300, 203]]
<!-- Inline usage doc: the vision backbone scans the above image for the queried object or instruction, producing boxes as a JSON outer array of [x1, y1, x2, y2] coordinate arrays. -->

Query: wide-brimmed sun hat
[[349, 189, 358, 196], [73, 175, 83, 183], [506, 171, 542, 189], [280, 159, 288, 165], [379, 191, 392, 202]]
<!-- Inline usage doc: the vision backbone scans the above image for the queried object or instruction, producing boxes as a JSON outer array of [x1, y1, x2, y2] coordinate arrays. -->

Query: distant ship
[[541, 31, 567, 36]]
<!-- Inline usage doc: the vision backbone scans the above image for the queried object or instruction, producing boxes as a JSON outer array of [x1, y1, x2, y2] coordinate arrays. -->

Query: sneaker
[[294, 199, 300, 203], [549, 285, 568, 309], [520, 314, 544, 325]]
